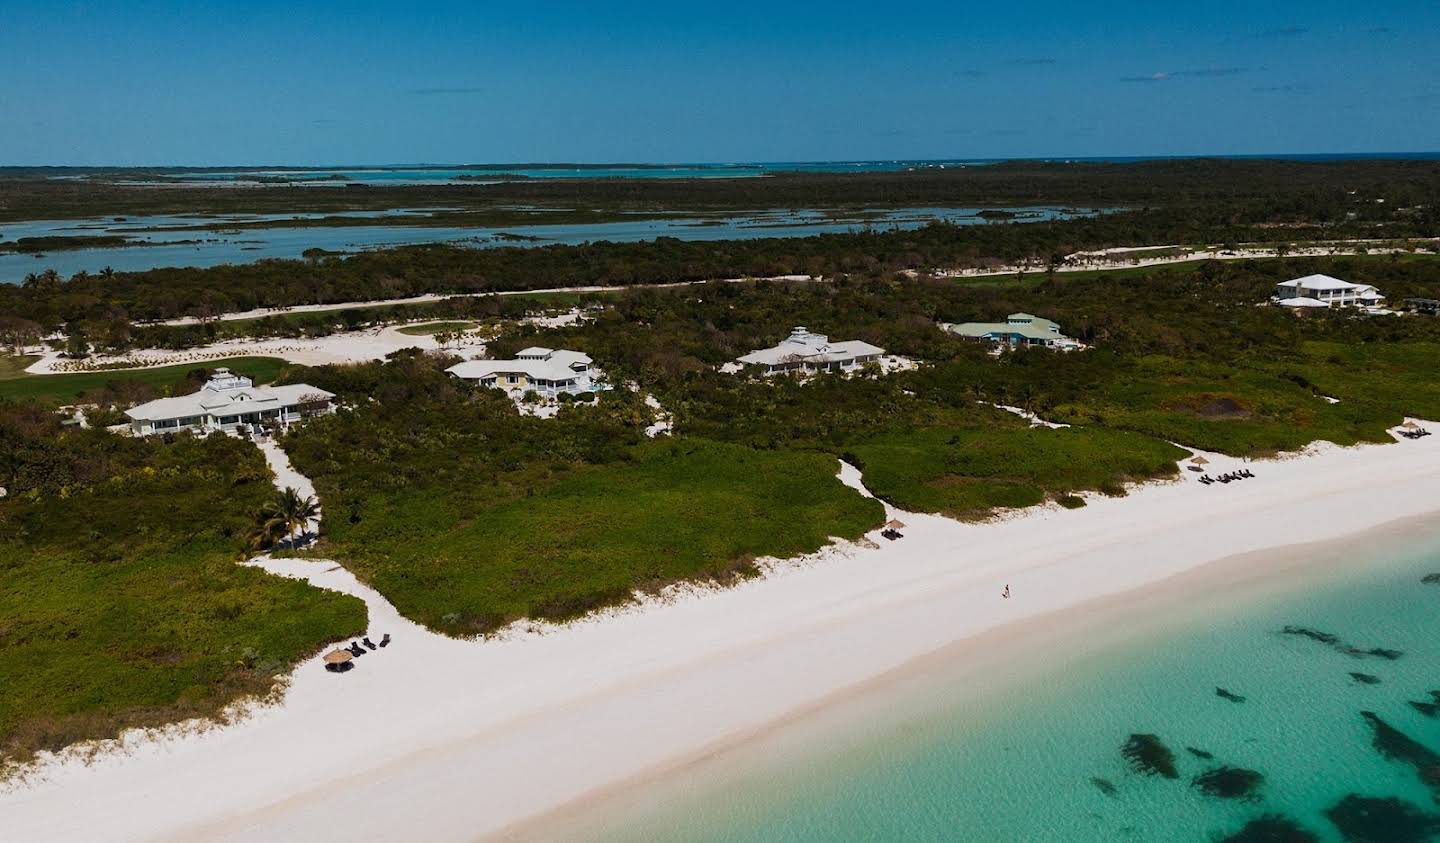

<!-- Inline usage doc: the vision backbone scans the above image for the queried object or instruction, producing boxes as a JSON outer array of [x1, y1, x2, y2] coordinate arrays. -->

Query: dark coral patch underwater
[[1325, 794, 1440, 843], [1121, 733, 1179, 779], [1192, 766, 1265, 801], [1221, 813, 1319, 843]]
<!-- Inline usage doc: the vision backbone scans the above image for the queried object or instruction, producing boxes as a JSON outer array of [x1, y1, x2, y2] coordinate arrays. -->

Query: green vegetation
[[246, 487, 321, 551], [275, 353, 882, 633], [6, 158, 1440, 222], [0, 356, 287, 404], [5, 167, 1440, 761], [395, 320, 476, 336], [850, 426, 1186, 517], [329, 439, 880, 631], [0, 235, 137, 253], [7, 164, 1440, 329], [0, 412, 365, 765], [0, 354, 39, 380]]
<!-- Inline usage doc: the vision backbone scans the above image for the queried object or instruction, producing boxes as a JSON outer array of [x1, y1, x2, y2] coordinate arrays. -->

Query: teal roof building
[[943, 313, 1081, 349]]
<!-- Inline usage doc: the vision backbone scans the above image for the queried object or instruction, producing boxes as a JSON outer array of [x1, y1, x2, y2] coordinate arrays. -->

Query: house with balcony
[[942, 313, 1082, 350], [446, 347, 603, 397], [1274, 274, 1385, 309], [124, 368, 334, 436], [734, 327, 885, 375]]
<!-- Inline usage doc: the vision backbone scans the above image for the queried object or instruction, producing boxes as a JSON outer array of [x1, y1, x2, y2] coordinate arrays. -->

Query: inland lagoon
[[0, 206, 1091, 281], [571, 523, 1440, 843]]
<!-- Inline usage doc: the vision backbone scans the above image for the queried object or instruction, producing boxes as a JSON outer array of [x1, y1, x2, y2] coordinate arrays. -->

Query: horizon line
[[4, 151, 1440, 170]]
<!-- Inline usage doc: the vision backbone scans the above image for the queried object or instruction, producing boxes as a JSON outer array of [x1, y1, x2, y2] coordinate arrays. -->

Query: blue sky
[[1, 0, 1437, 165]]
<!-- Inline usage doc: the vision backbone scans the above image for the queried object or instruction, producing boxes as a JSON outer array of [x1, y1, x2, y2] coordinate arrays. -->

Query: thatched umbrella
[[1191, 456, 1210, 465], [1401, 420, 1420, 430], [885, 519, 907, 530], [323, 649, 353, 665]]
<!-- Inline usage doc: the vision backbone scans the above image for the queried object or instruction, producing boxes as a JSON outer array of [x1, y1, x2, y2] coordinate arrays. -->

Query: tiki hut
[[1401, 420, 1420, 430], [323, 649, 353, 667], [1190, 455, 1210, 466], [885, 519, 907, 530]]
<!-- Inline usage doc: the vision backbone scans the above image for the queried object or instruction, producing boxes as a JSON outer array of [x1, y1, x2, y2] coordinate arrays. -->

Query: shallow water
[[0, 206, 1087, 281], [70, 161, 997, 186], [582, 526, 1440, 842], [50, 154, 1440, 187]]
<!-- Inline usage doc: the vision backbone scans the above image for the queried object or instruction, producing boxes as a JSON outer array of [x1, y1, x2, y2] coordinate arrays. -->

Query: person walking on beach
[[1002, 584, 1011, 599]]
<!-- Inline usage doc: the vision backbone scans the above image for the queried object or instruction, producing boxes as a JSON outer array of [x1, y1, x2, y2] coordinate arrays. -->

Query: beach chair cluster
[[323, 633, 391, 673], [1197, 470, 1255, 486], [1398, 427, 1432, 440]]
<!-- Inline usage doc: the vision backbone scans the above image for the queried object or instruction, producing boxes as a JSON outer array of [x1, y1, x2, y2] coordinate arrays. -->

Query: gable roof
[[447, 349, 594, 384], [736, 329, 885, 366], [1278, 274, 1374, 292], [947, 315, 1064, 341], [125, 382, 333, 422]]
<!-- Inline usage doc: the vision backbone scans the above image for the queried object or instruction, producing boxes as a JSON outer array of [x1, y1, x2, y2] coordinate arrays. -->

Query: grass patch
[[395, 321, 477, 336], [1047, 355, 1406, 455], [848, 425, 1185, 518], [314, 439, 883, 634], [0, 354, 39, 380], [0, 356, 287, 404], [0, 428, 365, 766]]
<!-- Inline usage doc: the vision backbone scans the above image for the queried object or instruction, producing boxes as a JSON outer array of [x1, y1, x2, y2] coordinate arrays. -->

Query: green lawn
[[395, 320, 476, 336], [314, 439, 884, 634], [848, 424, 1186, 518], [0, 430, 366, 766], [0, 356, 288, 404], [0, 354, 39, 381]]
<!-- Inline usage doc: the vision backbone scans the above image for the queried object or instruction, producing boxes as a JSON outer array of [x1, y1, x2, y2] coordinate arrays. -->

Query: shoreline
[[527, 504, 1440, 840], [2, 429, 1439, 841]]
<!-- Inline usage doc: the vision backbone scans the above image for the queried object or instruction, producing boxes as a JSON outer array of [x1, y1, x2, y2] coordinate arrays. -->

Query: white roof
[[125, 378, 333, 422], [448, 360, 584, 382], [737, 328, 885, 366], [1277, 274, 1375, 292], [447, 348, 593, 383], [1275, 296, 1330, 308]]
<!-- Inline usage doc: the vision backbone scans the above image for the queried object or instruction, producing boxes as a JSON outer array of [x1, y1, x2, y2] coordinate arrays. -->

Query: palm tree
[[247, 487, 321, 551]]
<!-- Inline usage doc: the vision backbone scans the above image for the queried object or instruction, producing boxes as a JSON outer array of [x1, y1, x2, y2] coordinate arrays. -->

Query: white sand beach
[[3, 425, 1440, 842]]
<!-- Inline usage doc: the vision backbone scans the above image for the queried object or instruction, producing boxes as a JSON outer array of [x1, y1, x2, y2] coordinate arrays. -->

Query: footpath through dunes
[[4, 427, 1440, 841]]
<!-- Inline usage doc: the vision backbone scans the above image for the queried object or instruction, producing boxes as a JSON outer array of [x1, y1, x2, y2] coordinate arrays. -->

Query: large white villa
[[942, 313, 1082, 350], [735, 327, 885, 375], [1274, 274, 1385, 309], [446, 347, 602, 397], [125, 368, 335, 436]]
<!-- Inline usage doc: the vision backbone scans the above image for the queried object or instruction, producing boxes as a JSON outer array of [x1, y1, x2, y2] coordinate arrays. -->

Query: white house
[[942, 313, 1082, 350], [446, 347, 603, 397], [1274, 274, 1385, 308], [124, 368, 334, 436], [735, 327, 885, 375]]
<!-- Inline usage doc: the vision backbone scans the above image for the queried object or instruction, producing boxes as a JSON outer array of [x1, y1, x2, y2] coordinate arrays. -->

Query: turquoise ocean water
[[581, 524, 1440, 842]]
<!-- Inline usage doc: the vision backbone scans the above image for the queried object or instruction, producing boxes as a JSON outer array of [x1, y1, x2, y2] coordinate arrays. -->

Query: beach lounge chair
[[363, 637, 377, 650], [379, 634, 391, 648]]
